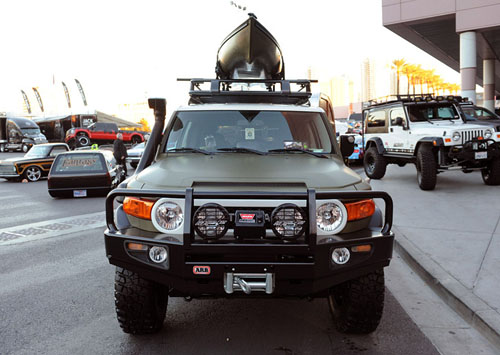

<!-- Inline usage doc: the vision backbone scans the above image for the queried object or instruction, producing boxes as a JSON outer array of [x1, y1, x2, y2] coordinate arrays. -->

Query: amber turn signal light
[[345, 199, 376, 221], [126, 242, 148, 251], [351, 244, 372, 253], [123, 197, 154, 220]]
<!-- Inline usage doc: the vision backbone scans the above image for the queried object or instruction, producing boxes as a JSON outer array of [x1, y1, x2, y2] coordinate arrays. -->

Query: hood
[[135, 153, 362, 191]]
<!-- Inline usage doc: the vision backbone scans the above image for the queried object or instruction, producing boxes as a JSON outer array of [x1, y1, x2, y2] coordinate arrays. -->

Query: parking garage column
[[483, 59, 495, 111], [460, 31, 476, 103]]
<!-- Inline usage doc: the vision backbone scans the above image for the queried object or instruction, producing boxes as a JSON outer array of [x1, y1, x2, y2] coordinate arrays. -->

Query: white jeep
[[362, 96, 500, 190]]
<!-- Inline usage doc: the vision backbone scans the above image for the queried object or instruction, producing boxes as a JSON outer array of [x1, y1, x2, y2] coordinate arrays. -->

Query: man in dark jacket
[[113, 133, 128, 176]]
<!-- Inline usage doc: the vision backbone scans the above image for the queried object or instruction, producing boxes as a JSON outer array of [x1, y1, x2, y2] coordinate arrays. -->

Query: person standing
[[113, 133, 128, 176]]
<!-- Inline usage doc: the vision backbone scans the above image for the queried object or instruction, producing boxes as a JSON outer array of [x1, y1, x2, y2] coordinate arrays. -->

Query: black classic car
[[47, 149, 125, 198], [0, 143, 69, 181]]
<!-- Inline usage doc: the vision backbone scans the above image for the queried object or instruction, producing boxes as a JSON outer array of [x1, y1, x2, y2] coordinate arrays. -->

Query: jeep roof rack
[[178, 78, 317, 105], [365, 94, 465, 108]]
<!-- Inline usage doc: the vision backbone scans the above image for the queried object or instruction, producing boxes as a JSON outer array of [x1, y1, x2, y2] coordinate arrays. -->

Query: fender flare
[[365, 137, 386, 155], [415, 137, 443, 156]]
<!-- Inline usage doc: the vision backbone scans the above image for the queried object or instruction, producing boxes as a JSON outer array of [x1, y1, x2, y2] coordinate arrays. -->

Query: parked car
[[0, 115, 48, 152], [460, 104, 500, 131], [48, 149, 125, 198], [126, 142, 145, 169], [65, 122, 144, 148], [0, 143, 69, 181], [363, 95, 500, 190]]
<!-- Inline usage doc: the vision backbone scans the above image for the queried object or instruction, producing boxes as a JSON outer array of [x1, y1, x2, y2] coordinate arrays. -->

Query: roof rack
[[178, 78, 317, 105], [365, 93, 465, 108]]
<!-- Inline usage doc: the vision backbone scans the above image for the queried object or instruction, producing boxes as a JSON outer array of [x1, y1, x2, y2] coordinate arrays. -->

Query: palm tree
[[391, 59, 406, 96], [402, 64, 416, 95]]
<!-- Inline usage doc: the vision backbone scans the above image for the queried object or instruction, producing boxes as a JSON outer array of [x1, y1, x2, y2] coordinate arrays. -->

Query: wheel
[[416, 146, 437, 190], [397, 162, 407, 167], [114, 267, 168, 334], [22, 144, 29, 153], [24, 166, 42, 182], [481, 158, 500, 185], [363, 147, 387, 179], [328, 269, 385, 334], [131, 135, 142, 144], [130, 162, 138, 169], [77, 133, 90, 147]]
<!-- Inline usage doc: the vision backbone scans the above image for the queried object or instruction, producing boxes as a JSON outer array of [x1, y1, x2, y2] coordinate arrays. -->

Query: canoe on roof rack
[[178, 78, 317, 105], [215, 13, 285, 80]]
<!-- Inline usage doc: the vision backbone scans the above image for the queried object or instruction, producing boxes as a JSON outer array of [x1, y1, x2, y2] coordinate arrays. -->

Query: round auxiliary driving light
[[271, 203, 306, 240], [193, 203, 230, 240], [149, 246, 168, 264], [316, 201, 347, 234], [331, 248, 350, 265], [151, 199, 184, 233], [452, 131, 461, 141]]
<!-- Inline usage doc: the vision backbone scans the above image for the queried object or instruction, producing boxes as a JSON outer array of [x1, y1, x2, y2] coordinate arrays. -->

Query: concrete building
[[382, 0, 500, 110]]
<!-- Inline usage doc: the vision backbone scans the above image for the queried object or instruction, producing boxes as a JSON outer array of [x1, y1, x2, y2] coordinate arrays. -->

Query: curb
[[393, 226, 500, 350]]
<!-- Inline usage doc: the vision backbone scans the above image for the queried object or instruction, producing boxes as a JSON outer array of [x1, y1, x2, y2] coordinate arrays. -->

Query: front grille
[[461, 130, 484, 145], [0, 165, 16, 174]]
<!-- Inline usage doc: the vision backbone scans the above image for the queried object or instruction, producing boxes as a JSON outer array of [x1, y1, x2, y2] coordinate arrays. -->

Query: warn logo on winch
[[193, 266, 211, 275], [238, 213, 256, 223]]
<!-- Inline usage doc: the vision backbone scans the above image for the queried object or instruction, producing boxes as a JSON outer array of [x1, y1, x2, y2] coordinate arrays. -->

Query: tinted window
[[407, 104, 459, 122], [165, 110, 332, 153], [367, 110, 386, 127], [390, 108, 406, 125], [52, 153, 105, 174]]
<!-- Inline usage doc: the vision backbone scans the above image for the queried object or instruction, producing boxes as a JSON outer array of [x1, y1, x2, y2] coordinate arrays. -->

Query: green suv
[[104, 80, 394, 335]]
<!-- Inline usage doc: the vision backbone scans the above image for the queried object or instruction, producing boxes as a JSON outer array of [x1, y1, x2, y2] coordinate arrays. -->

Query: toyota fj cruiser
[[363, 95, 500, 190], [104, 15, 394, 336]]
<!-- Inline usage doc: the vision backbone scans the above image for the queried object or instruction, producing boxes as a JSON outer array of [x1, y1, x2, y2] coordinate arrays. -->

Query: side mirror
[[393, 117, 403, 126], [340, 135, 355, 158]]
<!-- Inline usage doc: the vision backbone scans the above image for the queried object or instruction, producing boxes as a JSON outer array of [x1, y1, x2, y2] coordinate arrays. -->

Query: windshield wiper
[[167, 147, 212, 155], [217, 147, 266, 155], [268, 148, 328, 158]]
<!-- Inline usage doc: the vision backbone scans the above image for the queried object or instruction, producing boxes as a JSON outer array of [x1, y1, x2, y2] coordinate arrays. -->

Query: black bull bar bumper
[[105, 188, 394, 298]]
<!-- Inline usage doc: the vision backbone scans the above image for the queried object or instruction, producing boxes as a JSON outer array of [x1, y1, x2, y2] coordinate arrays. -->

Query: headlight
[[151, 199, 183, 233], [452, 131, 461, 141], [316, 200, 347, 234], [193, 203, 229, 240], [484, 129, 493, 139], [271, 203, 306, 240]]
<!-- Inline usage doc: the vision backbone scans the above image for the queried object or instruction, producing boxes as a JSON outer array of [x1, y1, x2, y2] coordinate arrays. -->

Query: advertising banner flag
[[32, 87, 44, 112], [74, 79, 87, 106], [62, 81, 71, 108], [20, 90, 32, 114]]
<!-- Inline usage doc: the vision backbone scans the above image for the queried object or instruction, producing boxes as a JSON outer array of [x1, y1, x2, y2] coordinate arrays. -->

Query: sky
[[0, 0, 462, 119]]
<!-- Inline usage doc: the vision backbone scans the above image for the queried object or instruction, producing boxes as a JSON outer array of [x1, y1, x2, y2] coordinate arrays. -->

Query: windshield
[[21, 127, 41, 135], [25, 145, 50, 158], [407, 103, 460, 122], [165, 110, 332, 154]]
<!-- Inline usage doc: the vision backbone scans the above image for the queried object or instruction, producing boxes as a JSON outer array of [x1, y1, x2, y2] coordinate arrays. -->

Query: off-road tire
[[481, 157, 500, 185], [363, 147, 387, 179], [114, 267, 168, 334], [77, 133, 90, 147], [130, 162, 138, 169], [416, 146, 437, 190], [328, 269, 385, 334]]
